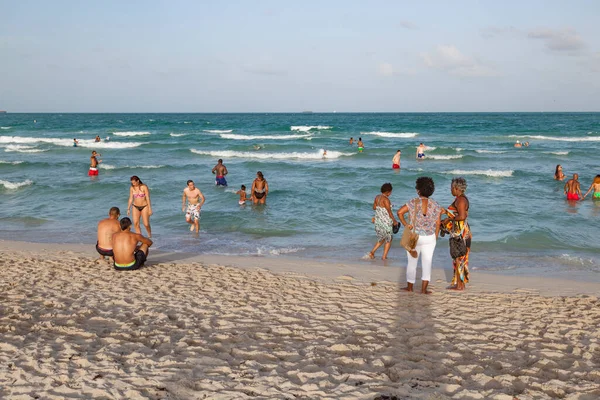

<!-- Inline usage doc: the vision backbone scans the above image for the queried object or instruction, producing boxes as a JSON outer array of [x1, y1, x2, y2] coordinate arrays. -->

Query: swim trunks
[[358, 147, 364, 152], [88, 167, 99, 176], [95, 242, 114, 257], [567, 193, 580, 201], [594, 192, 600, 199], [417, 153, 425, 159], [392, 163, 400, 169], [186, 203, 201, 221], [239, 200, 246, 205], [215, 176, 227, 186], [114, 249, 148, 271]]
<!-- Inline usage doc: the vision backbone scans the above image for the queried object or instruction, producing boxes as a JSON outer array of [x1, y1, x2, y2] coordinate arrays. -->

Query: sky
[[1, 0, 599, 112]]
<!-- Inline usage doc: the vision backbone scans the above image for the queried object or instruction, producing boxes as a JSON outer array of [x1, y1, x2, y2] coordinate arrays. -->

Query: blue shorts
[[215, 176, 227, 186], [418, 153, 425, 159]]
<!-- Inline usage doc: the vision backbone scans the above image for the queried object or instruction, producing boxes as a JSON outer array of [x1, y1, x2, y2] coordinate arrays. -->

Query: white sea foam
[[220, 133, 312, 140], [455, 148, 464, 151], [361, 131, 418, 138], [183, 121, 192, 124], [0, 179, 33, 190], [444, 169, 513, 177], [544, 151, 569, 155], [101, 164, 164, 170], [5, 145, 46, 153], [476, 150, 507, 154], [256, 246, 305, 256], [203, 129, 233, 133], [191, 148, 353, 160], [509, 134, 600, 142], [112, 131, 151, 137], [170, 133, 186, 137], [290, 125, 332, 132], [1, 126, 11, 129], [0, 136, 141, 149], [427, 154, 463, 160], [0, 160, 23, 165], [425, 146, 436, 151]]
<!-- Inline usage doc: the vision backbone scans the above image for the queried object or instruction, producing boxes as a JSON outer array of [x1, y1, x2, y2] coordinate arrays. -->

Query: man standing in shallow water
[[416, 143, 426, 159], [564, 173, 582, 201], [182, 180, 205, 233], [96, 207, 121, 262], [392, 150, 401, 169], [212, 159, 228, 186], [89, 151, 101, 176]]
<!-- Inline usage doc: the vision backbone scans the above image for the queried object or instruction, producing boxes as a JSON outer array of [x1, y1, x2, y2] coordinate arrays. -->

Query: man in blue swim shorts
[[212, 158, 228, 186], [416, 143, 426, 159]]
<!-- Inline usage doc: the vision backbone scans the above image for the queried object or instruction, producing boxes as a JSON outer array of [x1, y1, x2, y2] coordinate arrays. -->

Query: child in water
[[237, 185, 250, 205]]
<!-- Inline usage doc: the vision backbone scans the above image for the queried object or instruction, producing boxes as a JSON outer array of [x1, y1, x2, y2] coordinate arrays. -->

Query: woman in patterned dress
[[368, 183, 399, 260], [443, 177, 472, 290]]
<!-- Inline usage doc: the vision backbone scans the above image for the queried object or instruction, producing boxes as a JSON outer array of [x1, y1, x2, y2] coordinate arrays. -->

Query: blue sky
[[1, 0, 599, 112]]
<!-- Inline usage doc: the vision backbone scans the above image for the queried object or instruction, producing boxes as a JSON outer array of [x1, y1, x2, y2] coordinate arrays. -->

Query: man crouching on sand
[[112, 217, 153, 271], [96, 207, 121, 262]]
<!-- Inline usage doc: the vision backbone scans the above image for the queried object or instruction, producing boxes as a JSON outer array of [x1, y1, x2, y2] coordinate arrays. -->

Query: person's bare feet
[[401, 283, 414, 292], [421, 281, 431, 294], [367, 252, 375, 259]]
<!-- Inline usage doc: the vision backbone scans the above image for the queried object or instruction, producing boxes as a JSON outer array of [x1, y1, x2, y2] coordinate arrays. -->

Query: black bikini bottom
[[134, 205, 147, 212], [254, 191, 265, 199]]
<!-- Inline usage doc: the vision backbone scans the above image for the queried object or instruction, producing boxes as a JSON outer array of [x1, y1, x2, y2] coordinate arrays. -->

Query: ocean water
[[1, 113, 599, 280]]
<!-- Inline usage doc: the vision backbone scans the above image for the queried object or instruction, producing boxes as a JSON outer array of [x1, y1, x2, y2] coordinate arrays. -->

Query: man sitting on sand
[[564, 173, 582, 201], [112, 217, 153, 271], [96, 207, 121, 262]]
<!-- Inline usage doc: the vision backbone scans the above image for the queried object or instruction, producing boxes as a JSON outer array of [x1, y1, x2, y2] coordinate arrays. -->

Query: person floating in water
[[416, 143, 426, 159], [237, 185, 250, 205], [89, 151, 101, 176], [73, 138, 79, 147], [564, 173, 582, 201], [182, 179, 205, 233], [95, 135, 101, 142], [212, 158, 228, 186], [392, 150, 401, 169], [357, 138, 364, 152], [514, 140, 522, 148], [582, 175, 600, 200]]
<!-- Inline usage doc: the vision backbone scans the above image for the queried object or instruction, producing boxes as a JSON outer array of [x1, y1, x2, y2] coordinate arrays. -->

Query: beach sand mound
[[0, 249, 599, 399]]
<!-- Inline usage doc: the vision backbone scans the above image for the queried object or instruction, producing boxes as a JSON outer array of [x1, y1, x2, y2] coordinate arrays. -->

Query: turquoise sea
[[1, 113, 599, 280]]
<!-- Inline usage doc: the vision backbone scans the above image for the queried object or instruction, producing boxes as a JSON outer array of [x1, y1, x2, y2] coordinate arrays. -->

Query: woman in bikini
[[127, 175, 152, 237], [583, 175, 600, 200], [251, 171, 268, 205], [554, 164, 565, 181]]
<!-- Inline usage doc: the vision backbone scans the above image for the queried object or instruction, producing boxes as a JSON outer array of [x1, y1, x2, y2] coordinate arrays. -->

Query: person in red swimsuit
[[564, 173, 582, 201]]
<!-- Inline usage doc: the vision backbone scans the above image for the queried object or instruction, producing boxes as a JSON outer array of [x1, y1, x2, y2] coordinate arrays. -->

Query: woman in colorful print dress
[[443, 177, 472, 290]]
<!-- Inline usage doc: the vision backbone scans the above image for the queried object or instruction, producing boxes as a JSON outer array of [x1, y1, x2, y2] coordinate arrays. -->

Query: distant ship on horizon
[[301, 110, 313, 114]]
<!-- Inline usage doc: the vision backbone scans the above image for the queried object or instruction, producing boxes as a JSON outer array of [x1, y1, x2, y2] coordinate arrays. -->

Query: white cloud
[[527, 28, 585, 52], [420, 45, 499, 77], [377, 62, 416, 77]]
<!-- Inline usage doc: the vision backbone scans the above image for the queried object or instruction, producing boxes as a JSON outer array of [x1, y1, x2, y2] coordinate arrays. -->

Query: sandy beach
[[1, 240, 599, 399]]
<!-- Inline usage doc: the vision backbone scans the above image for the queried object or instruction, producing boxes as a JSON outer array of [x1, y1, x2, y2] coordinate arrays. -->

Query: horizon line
[[2, 111, 600, 114]]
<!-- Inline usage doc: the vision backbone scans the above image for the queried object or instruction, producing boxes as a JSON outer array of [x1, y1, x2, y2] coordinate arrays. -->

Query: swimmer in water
[[323, 149, 327, 158], [236, 185, 250, 205], [73, 138, 79, 147], [416, 143, 426, 159], [582, 175, 600, 200], [349, 137, 354, 145], [357, 138, 364, 152], [392, 150, 401, 169]]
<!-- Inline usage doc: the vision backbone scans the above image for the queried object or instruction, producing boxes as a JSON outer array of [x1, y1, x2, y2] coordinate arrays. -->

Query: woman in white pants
[[397, 177, 442, 294]]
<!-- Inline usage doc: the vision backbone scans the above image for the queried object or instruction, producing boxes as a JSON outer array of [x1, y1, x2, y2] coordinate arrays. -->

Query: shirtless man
[[112, 217, 153, 271], [416, 143, 426, 159], [392, 150, 401, 169], [349, 137, 354, 145], [564, 173, 582, 201], [89, 151, 101, 176], [514, 140, 522, 148], [95, 135, 101, 142], [357, 138, 364, 152], [96, 207, 121, 262], [212, 159, 228, 186], [182, 180, 205, 233]]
